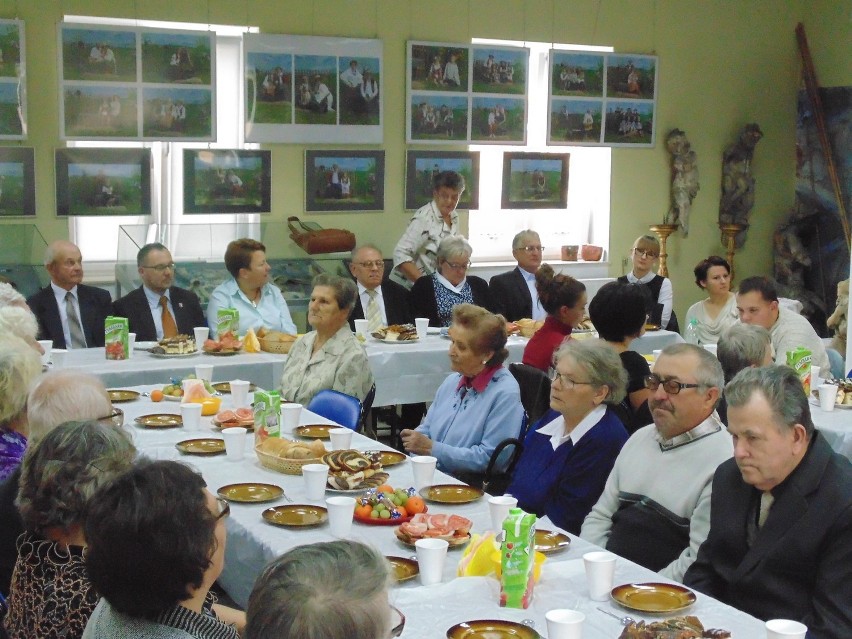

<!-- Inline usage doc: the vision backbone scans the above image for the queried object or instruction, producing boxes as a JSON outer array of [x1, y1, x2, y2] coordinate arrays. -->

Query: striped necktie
[[160, 295, 178, 338], [757, 491, 774, 528], [65, 292, 87, 349], [366, 289, 382, 332]]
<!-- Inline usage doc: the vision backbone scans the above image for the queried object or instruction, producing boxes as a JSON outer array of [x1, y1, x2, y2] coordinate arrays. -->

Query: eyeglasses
[[517, 245, 544, 253], [643, 374, 700, 395], [354, 260, 384, 269], [549, 370, 595, 388], [632, 249, 658, 259], [215, 497, 231, 520], [445, 260, 471, 270], [141, 262, 176, 272], [389, 605, 405, 638]]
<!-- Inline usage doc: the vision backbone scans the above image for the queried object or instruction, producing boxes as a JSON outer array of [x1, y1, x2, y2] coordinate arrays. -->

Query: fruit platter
[[353, 484, 427, 525]]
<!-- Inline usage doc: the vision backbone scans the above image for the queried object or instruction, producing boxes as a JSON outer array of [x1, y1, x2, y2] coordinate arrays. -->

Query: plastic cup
[[583, 551, 617, 601], [221, 427, 247, 461], [329, 427, 354, 451], [415, 538, 449, 586], [411, 455, 437, 490], [819, 383, 838, 412], [180, 402, 203, 431], [354, 319, 369, 338], [488, 495, 518, 532], [810, 365, 821, 384], [765, 619, 807, 639], [545, 609, 585, 639], [302, 463, 329, 500], [415, 317, 429, 340], [281, 403, 303, 433], [230, 380, 251, 408], [326, 496, 356, 538], [194, 326, 210, 346], [195, 364, 214, 382], [51, 349, 68, 369], [38, 340, 53, 366], [127, 333, 136, 359]]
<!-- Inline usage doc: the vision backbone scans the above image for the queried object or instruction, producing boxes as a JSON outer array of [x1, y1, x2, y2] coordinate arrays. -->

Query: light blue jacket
[[206, 279, 296, 337]]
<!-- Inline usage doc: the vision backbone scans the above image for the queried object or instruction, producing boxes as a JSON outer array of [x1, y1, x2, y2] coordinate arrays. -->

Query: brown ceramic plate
[[175, 438, 226, 456], [295, 424, 335, 439], [211, 381, 257, 394], [134, 413, 183, 428], [108, 389, 140, 403], [367, 450, 407, 467], [644, 323, 662, 331], [262, 505, 327, 527], [326, 472, 389, 494], [386, 556, 419, 583], [217, 483, 284, 503], [419, 484, 484, 505], [212, 419, 255, 431], [203, 349, 241, 356], [394, 527, 470, 549], [446, 620, 539, 638], [611, 582, 696, 613], [534, 529, 571, 554]]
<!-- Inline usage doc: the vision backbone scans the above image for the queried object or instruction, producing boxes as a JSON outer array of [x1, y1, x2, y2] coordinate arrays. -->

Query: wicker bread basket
[[259, 337, 295, 354], [255, 445, 323, 475], [516, 319, 544, 338]]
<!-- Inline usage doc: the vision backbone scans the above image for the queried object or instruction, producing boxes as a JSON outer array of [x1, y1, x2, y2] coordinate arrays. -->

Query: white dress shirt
[[51, 282, 83, 349], [143, 286, 176, 341], [357, 283, 387, 326], [519, 266, 546, 320]]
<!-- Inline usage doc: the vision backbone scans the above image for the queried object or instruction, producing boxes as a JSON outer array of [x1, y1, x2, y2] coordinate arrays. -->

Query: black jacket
[[489, 267, 533, 321], [348, 280, 413, 330], [27, 283, 112, 348], [112, 286, 207, 341]]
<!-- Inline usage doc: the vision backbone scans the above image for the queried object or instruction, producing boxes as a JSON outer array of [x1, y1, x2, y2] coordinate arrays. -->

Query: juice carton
[[253, 389, 281, 445], [499, 507, 537, 609], [104, 316, 129, 360], [786, 347, 812, 395], [217, 308, 239, 338]]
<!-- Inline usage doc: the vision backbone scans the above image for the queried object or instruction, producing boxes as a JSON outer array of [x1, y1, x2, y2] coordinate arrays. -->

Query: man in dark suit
[[27, 240, 112, 349], [684, 365, 852, 638], [112, 242, 206, 341], [348, 244, 412, 331], [488, 230, 546, 322]]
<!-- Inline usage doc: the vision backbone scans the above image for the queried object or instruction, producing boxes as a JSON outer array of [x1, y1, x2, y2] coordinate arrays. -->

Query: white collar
[[627, 270, 656, 284], [51, 282, 77, 298], [536, 404, 607, 451], [357, 282, 382, 298], [518, 266, 536, 281], [435, 272, 466, 294]]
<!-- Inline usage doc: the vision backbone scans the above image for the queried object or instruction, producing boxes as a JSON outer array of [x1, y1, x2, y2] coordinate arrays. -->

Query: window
[[468, 40, 612, 263]]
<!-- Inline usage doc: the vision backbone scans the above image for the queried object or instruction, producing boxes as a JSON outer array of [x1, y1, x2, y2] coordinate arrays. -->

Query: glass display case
[[0, 224, 49, 298]]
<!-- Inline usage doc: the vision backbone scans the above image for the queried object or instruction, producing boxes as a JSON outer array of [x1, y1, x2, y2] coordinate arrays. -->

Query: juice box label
[[500, 507, 537, 609], [104, 316, 129, 360], [217, 308, 239, 336], [253, 389, 281, 444], [786, 347, 812, 395]]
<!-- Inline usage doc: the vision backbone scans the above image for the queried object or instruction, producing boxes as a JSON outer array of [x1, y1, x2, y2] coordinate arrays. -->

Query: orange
[[150, 389, 164, 402], [395, 505, 408, 519], [376, 484, 394, 494], [355, 504, 373, 519], [405, 496, 425, 514]]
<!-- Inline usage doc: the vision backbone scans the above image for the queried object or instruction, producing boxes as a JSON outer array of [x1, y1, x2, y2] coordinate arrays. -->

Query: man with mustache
[[580, 343, 732, 581]]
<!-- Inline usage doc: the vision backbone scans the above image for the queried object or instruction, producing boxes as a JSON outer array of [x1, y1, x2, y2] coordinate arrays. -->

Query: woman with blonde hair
[[617, 234, 678, 332], [0, 334, 41, 481]]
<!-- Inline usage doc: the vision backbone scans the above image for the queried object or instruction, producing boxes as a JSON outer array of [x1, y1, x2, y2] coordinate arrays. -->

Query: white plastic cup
[[195, 364, 214, 382], [180, 402, 203, 431], [765, 619, 807, 639], [819, 383, 838, 412], [193, 326, 210, 346], [415, 317, 429, 340], [488, 494, 518, 532], [127, 333, 136, 359], [51, 349, 68, 369], [230, 380, 251, 407], [354, 319, 369, 338], [281, 403, 303, 433], [221, 427, 247, 461], [545, 609, 585, 639], [810, 365, 821, 384], [38, 339, 53, 366], [302, 463, 329, 500], [325, 496, 356, 538], [583, 551, 617, 601], [410, 455, 437, 491], [415, 538, 449, 586], [329, 427, 354, 451]]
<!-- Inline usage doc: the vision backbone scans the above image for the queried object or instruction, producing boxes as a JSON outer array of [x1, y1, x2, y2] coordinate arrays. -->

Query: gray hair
[[312, 273, 357, 311], [436, 235, 472, 264], [349, 243, 383, 262], [554, 338, 627, 404], [137, 242, 169, 267], [246, 540, 390, 639], [512, 229, 540, 250], [16, 420, 136, 534], [44, 240, 80, 267], [0, 306, 39, 343], [725, 365, 814, 437], [0, 282, 26, 308], [660, 343, 725, 392], [0, 334, 42, 426], [27, 371, 112, 444], [718, 324, 771, 382]]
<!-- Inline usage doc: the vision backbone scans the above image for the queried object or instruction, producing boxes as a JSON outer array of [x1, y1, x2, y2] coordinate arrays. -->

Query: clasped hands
[[400, 429, 433, 456]]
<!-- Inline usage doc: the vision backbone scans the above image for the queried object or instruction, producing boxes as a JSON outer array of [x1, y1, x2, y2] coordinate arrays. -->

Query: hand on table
[[400, 429, 433, 456]]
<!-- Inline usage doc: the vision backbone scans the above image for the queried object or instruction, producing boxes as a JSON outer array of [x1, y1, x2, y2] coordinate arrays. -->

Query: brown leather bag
[[287, 216, 356, 254]]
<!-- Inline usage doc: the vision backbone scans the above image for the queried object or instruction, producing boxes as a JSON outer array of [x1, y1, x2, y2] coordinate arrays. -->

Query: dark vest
[[617, 274, 680, 333]]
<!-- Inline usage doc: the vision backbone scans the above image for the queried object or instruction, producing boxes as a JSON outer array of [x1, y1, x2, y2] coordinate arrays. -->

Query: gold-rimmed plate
[[218, 483, 284, 503], [262, 504, 327, 527], [446, 620, 539, 638], [149, 351, 199, 359], [419, 484, 484, 505], [295, 424, 335, 439], [386, 556, 419, 583], [175, 438, 226, 456], [534, 529, 571, 554], [108, 389, 140, 403], [394, 528, 470, 549], [644, 323, 662, 331], [211, 381, 257, 394], [611, 582, 696, 613], [364, 450, 406, 467], [134, 413, 183, 428], [203, 349, 241, 356]]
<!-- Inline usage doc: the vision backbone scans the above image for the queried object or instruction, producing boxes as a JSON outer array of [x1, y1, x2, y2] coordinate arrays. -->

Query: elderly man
[[736, 275, 829, 371], [488, 230, 546, 322], [27, 240, 112, 349], [347, 244, 412, 332], [715, 323, 773, 424], [684, 366, 852, 638], [580, 343, 732, 581], [112, 242, 206, 341]]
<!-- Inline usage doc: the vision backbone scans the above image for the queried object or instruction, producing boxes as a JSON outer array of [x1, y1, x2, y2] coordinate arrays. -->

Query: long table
[[119, 384, 764, 637], [809, 399, 852, 461]]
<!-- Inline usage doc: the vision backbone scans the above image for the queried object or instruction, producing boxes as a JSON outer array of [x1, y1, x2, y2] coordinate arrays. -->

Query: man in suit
[[488, 230, 546, 322], [348, 244, 412, 331], [684, 365, 851, 638], [112, 242, 206, 341], [27, 240, 112, 349]]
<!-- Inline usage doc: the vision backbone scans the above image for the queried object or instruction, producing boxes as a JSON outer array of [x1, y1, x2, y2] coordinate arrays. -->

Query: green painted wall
[[3, 0, 847, 321]]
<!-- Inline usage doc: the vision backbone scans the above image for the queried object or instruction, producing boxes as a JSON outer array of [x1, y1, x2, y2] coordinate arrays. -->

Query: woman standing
[[685, 256, 738, 345], [617, 234, 678, 332]]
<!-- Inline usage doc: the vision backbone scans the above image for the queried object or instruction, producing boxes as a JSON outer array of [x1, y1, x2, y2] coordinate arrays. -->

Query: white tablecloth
[[631, 329, 684, 354], [809, 399, 852, 460], [118, 384, 764, 637]]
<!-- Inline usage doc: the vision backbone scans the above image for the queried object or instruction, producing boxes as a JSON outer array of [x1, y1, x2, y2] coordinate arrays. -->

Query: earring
[[481, 360, 487, 364]]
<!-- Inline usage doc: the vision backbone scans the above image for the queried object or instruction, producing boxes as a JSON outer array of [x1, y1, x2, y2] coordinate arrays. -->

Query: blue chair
[[307, 390, 363, 431]]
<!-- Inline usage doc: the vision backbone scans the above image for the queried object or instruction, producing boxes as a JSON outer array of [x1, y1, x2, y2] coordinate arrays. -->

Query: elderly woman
[[617, 234, 678, 332], [0, 305, 44, 355], [82, 460, 244, 638], [715, 323, 773, 425], [522, 264, 587, 372], [685, 256, 738, 345], [400, 304, 524, 475], [207, 238, 297, 338], [4, 420, 135, 638], [508, 339, 629, 534], [280, 274, 373, 405], [410, 236, 493, 327], [246, 540, 399, 639], [589, 280, 654, 433], [0, 335, 42, 481], [0, 282, 27, 309]]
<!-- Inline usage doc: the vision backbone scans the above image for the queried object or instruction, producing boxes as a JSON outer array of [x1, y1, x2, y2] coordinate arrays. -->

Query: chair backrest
[[508, 362, 552, 426], [360, 384, 376, 432], [306, 390, 362, 431]]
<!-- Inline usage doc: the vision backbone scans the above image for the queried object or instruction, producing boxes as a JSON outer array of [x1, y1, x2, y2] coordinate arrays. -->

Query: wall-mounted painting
[[55, 148, 151, 217], [501, 152, 569, 209], [0, 147, 35, 216], [183, 149, 271, 214], [305, 150, 384, 212], [405, 150, 479, 210], [0, 20, 26, 139]]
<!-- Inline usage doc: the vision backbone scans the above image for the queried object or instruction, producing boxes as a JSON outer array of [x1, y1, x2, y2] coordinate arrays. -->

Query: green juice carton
[[104, 316, 129, 360], [217, 308, 239, 337], [253, 389, 281, 445], [499, 507, 537, 609], [786, 347, 812, 395]]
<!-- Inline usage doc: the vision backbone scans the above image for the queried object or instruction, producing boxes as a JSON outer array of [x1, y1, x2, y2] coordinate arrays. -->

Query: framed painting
[[405, 150, 479, 210], [549, 98, 603, 145], [183, 149, 271, 214], [305, 150, 384, 212], [0, 146, 35, 216], [501, 151, 569, 209], [0, 20, 25, 139], [55, 148, 151, 217]]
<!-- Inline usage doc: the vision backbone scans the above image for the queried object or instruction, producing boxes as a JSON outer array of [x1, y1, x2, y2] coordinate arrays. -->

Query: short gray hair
[[718, 324, 771, 382], [512, 230, 540, 250], [725, 365, 814, 437], [0, 282, 26, 308], [436, 235, 472, 263], [312, 273, 357, 311], [246, 540, 390, 639], [349, 243, 383, 262], [0, 334, 42, 426], [27, 371, 112, 443], [16, 420, 136, 534], [660, 343, 724, 392], [554, 338, 627, 404], [0, 306, 39, 343]]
